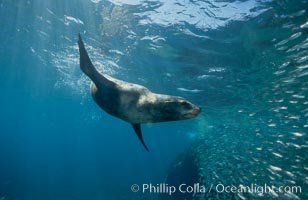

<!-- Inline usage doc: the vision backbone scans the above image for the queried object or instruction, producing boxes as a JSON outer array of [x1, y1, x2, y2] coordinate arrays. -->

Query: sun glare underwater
[[0, 0, 307, 199]]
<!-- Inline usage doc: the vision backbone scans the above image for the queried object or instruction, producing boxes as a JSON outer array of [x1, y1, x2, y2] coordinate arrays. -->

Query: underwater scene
[[0, 0, 307, 199]]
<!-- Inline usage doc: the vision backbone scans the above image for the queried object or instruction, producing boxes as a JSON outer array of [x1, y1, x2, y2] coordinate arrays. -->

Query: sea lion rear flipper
[[131, 123, 150, 152], [78, 34, 113, 87], [78, 34, 97, 77]]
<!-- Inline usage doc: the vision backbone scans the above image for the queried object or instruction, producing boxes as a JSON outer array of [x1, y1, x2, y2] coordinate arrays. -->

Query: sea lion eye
[[180, 101, 193, 110], [180, 101, 189, 106]]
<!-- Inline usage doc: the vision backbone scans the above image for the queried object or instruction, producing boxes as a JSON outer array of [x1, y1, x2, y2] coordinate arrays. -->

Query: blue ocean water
[[0, 0, 307, 199]]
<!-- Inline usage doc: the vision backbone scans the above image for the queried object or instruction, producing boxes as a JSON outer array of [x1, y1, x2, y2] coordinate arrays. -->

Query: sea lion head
[[152, 95, 201, 122]]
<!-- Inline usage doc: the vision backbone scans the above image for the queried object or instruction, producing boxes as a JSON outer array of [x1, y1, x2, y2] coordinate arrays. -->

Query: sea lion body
[[78, 34, 201, 151], [90, 75, 200, 124]]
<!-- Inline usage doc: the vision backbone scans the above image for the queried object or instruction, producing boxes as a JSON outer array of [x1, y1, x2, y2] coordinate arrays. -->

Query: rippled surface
[[0, 0, 307, 199]]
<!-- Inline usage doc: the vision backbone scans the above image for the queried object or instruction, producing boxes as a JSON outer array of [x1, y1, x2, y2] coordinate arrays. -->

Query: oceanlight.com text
[[215, 183, 302, 195]]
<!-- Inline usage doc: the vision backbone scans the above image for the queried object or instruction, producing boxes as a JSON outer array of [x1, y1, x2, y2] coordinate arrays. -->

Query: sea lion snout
[[175, 98, 201, 119], [195, 106, 202, 115], [184, 104, 201, 119]]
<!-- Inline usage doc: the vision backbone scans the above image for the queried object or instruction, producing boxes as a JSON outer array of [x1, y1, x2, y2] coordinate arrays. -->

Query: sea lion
[[78, 34, 201, 151]]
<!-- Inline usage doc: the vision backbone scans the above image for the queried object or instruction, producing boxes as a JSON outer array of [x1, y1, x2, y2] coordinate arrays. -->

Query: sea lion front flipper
[[131, 123, 150, 152]]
